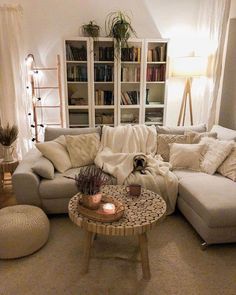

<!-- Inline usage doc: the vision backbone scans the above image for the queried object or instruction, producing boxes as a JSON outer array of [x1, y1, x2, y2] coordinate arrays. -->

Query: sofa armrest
[[12, 148, 42, 207]]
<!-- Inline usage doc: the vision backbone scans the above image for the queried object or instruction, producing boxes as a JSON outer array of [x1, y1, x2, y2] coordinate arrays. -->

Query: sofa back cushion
[[211, 125, 236, 141], [185, 131, 217, 144], [44, 126, 101, 141], [65, 133, 100, 168], [156, 124, 206, 135]]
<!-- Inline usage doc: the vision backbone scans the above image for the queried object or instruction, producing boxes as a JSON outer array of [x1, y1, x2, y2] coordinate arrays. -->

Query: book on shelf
[[121, 47, 141, 62], [147, 44, 167, 62], [67, 65, 87, 81], [95, 90, 114, 105], [121, 91, 140, 105], [97, 47, 114, 61], [66, 43, 87, 61], [94, 65, 113, 82], [146, 64, 166, 81], [121, 66, 140, 82]]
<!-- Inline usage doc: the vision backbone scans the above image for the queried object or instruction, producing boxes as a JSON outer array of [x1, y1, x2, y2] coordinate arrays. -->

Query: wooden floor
[[0, 173, 17, 209]]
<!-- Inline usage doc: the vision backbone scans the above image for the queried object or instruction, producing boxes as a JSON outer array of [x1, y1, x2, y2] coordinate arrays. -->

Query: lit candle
[[103, 203, 115, 214]]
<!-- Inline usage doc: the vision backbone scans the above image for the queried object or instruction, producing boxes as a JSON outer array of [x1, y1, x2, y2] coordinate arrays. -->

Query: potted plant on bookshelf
[[105, 11, 136, 53], [82, 21, 100, 38], [74, 166, 109, 210], [0, 123, 18, 162]]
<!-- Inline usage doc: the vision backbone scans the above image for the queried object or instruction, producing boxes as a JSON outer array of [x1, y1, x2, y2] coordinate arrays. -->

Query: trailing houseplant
[[67, 166, 109, 209], [105, 11, 137, 53], [0, 123, 18, 162], [82, 21, 100, 38]]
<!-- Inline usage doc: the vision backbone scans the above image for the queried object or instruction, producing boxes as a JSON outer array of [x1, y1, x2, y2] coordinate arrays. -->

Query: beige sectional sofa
[[12, 124, 236, 246]]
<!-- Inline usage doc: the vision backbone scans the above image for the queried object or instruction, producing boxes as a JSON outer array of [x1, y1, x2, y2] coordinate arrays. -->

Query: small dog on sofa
[[133, 155, 147, 174]]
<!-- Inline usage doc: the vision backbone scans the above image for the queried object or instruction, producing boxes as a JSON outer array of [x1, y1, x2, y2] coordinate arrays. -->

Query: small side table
[[0, 159, 19, 188]]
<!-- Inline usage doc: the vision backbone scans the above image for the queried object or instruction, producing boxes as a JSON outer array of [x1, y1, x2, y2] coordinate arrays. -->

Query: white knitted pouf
[[0, 205, 50, 259]]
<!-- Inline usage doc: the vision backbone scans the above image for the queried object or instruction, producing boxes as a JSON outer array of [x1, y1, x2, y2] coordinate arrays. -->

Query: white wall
[[1, 0, 200, 126]]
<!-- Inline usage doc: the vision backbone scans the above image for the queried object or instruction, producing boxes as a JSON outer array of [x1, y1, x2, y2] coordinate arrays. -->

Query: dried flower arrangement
[[75, 166, 108, 195], [0, 123, 18, 146]]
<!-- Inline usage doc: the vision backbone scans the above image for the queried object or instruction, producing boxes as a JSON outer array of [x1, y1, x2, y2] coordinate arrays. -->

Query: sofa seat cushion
[[174, 170, 236, 228], [39, 167, 116, 199]]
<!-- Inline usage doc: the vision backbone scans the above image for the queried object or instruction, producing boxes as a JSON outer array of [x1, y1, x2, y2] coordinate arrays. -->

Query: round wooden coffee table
[[68, 185, 166, 280]]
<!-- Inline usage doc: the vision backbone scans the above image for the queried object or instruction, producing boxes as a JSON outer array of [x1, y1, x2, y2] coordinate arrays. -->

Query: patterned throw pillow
[[157, 134, 188, 162], [217, 144, 236, 181], [185, 131, 218, 144], [66, 133, 100, 168]]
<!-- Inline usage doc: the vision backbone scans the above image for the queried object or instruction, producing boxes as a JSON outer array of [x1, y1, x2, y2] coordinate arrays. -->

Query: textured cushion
[[211, 125, 236, 141], [44, 126, 101, 141], [0, 205, 50, 259], [32, 156, 54, 179], [157, 124, 207, 135], [169, 143, 206, 171], [174, 170, 236, 228], [65, 133, 100, 168], [36, 135, 71, 173], [185, 131, 217, 144], [200, 137, 234, 174], [217, 144, 236, 181], [157, 134, 188, 161]]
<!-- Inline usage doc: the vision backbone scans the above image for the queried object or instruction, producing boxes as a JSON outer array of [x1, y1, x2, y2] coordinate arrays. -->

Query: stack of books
[[66, 44, 87, 61], [98, 47, 114, 61], [121, 91, 140, 105], [146, 65, 166, 82], [147, 44, 167, 62], [67, 65, 87, 82], [121, 47, 141, 62], [121, 67, 140, 82], [94, 65, 113, 82], [95, 90, 114, 105]]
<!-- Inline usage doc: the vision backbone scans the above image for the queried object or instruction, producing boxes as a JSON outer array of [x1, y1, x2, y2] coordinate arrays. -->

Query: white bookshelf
[[64, 37, 168, 128]]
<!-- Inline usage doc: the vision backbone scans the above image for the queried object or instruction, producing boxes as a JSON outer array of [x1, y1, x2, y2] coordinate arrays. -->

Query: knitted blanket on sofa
[[95, 125, 178, 215]]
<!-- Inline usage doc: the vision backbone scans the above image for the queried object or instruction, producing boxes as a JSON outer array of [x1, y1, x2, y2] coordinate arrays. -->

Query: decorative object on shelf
[[82, 21, 100, 38], [171, 55, 207, 126], [0, 123, 18, 162], [77, 194, 125, 222], [105, 11, 137, 52], [126, 184, 141, 196], [74, 166, 109, 210]]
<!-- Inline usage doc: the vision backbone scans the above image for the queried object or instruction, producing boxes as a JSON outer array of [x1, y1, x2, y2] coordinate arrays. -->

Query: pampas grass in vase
[[0, 123, 18, 162]]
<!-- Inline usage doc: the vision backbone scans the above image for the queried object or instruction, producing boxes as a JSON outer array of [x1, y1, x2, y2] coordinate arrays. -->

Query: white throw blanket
[[95, 125, 178, 214]]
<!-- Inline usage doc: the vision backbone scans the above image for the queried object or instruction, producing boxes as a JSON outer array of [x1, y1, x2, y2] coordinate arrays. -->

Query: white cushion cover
[[200, 137, 234, 174], [211, 125, 236, 141], [32, 156, 54, 179], [36, 135, 72, 173], [157, 124, 206, 135], [217, 144, 236, 181], [65, 133, 100, 168]]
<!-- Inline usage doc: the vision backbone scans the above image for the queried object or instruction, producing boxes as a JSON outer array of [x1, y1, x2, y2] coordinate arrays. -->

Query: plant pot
[[80, 192, 102, 210], [3, 145, 14, 162]]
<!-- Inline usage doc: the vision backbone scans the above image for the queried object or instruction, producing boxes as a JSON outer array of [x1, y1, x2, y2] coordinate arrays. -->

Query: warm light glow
[[171, 56, 207, 77], [103, 203, 115, 214]]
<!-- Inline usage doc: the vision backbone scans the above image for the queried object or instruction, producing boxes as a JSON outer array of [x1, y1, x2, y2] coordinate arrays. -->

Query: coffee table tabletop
[[68, 185, 166, 280]]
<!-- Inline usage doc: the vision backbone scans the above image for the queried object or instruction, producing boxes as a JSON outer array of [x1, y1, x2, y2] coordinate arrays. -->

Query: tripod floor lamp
[[172, 56, 206, 126]]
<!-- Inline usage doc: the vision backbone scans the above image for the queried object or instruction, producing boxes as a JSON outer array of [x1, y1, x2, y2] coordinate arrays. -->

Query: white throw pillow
[[36, 135, 72, 173], [200, 137, 234, 175], [65, 133, 100, 168], [217, 144, 236, 181], [169, 143, 207, 171], [185, 131, 217, 144], [32, 156, 55, 179]]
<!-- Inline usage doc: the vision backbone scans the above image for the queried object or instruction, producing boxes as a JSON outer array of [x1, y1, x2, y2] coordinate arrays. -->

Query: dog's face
[[133, 155, 147, 170]]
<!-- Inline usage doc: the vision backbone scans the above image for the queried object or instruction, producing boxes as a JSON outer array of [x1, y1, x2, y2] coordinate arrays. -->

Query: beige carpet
[[1, 212, 236, 295]]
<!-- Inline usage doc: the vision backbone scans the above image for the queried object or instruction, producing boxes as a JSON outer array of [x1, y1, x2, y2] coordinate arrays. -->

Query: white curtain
[[195, 0, 231, 129], [0, 4, 31, 158]]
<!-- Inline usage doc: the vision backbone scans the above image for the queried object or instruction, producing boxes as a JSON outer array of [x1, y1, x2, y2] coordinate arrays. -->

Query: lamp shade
[[171, 56, 207, 77]]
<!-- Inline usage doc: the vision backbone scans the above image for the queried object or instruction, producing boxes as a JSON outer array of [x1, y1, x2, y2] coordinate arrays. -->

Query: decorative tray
[[77, 195, 125, 223]]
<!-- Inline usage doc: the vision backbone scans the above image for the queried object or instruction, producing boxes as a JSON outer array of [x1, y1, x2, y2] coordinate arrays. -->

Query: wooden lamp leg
[[177, 78, 193, 126]]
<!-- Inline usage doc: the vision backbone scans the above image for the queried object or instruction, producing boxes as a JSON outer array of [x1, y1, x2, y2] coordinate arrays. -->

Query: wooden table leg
[[138, 232, 151, 280], [82, 230, 94, 274]]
